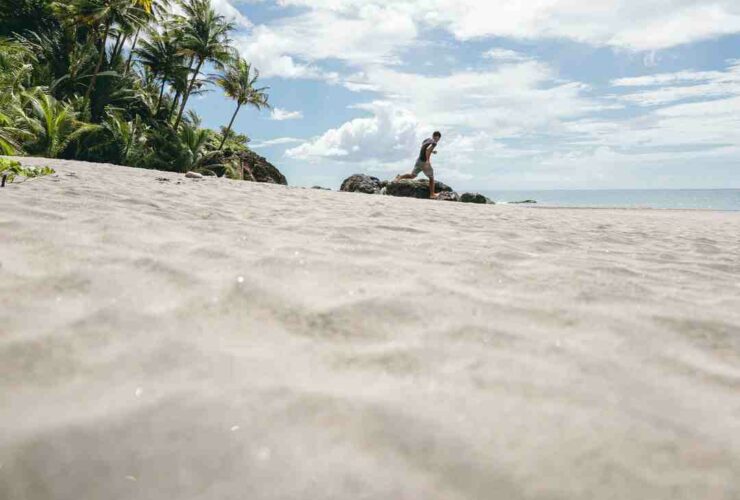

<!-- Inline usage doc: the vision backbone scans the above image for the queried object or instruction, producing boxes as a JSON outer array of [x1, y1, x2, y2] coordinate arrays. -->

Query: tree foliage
[[0, 0, 270, 175]]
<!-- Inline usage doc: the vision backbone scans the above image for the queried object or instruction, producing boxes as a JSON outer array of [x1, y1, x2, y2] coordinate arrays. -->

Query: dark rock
[[203, 149, 288, 185], [340, 174, 382, 194], [312, 186, 331, 190], [510, 199, 537, 204], [460, 192, 491, 204], [238, 150, 288, 185], [385, 179, 454, 199], [435, 191, 460, 202]]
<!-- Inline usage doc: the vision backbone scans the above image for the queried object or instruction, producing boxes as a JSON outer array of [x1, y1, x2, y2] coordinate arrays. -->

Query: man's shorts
[[412, 160, 434, 179]]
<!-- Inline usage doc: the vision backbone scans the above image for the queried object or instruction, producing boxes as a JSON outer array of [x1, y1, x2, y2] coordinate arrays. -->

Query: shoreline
[[4, 156, 738, 213]]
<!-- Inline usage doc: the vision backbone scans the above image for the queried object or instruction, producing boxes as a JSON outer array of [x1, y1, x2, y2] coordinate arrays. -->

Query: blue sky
[[192, 0, 740, 190]]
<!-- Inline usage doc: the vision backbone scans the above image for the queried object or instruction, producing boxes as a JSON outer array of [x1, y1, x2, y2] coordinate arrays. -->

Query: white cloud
[[251, 137, 305, 148], [234, 4, 417, 78], [271, 0, 740, 51], [611, 60, 740, 106], [350, 61, 609, 135], [483, 48, 530, 62], [286, 101, 423, 162], [271, 108, 304, 121], [233, 30, 323, 79], [212, 0, 252, 28]]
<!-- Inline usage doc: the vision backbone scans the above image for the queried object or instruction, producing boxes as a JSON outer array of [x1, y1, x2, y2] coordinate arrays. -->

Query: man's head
[[433, 131, 442, 142]]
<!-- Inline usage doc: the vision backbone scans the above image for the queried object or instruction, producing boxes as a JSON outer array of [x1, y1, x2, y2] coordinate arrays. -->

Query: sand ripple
[[1, 158, 739, 499]]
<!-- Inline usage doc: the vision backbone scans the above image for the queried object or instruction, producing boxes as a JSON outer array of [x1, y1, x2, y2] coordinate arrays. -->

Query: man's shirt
[[417, 138, 438, 163]]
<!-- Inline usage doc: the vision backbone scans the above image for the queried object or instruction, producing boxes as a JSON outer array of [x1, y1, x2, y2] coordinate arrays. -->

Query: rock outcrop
[[435, 191, 460, 202], [340, 174, 383, 194], [460, 192, 492, 204], [384, 179, 454, 199], [338, 174, 501, 205], [237, 150, 288, 185], [203, 149, 288, 185]]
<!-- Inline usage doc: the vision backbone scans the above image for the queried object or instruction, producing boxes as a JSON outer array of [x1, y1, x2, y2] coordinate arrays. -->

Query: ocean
[[480, 189, 740, 211]]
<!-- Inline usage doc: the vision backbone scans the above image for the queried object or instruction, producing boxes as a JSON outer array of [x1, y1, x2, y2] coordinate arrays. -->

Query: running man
[[395, 131, 442, 198]]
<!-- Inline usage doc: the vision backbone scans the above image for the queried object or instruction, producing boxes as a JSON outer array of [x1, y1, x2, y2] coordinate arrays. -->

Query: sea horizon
[[478, 188, 740, 211]]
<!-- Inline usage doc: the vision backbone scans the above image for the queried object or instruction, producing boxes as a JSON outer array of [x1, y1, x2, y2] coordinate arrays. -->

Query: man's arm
[[425, 143, 436, 163]]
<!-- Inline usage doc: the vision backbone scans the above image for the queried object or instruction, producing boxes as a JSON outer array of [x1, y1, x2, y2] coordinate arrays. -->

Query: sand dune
[[1, 157, 739, 499]]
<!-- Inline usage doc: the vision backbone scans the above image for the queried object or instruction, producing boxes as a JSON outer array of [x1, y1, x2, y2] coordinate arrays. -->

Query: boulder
[[460, 192, 491, 204], [435, 191, 460, 202], [238, 150, 288, 185], [185, 171, 203, 179], [204, 149, 288, 185], [510, 199, 537, 204], [385, 179, 454, 199], [311, 186, 331, 190], [340, 174, 383, 194]]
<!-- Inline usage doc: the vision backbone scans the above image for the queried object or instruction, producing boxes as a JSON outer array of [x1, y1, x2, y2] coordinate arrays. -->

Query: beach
[[1, 157, 739, 499]]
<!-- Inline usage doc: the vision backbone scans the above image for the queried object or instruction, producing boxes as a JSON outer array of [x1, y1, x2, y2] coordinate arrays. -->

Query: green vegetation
[[0, 157, 56, 183], [0, 0, 270, 178]]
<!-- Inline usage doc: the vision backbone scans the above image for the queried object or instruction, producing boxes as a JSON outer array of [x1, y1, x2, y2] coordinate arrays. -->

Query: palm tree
[[178, 120, 212, 168], [13, 89, 99, 157], [173, 0, 234, 129], [136, 29, 184, 112], [124, 0, 169, 75], [215, 58, 269, 150], [72, 0, 142, 104]]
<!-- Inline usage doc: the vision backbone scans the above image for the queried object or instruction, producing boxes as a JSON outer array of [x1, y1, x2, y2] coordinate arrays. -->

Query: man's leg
[[396, 163, 421, 181], [423, 163, 436, 198], [395, 172, 417, 180]]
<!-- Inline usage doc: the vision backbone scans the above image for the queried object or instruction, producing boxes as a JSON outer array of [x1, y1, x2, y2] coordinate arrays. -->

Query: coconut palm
[[136, 29, 184, 112], [72, 0, 143, 104], [123, 0, 170, 75], [173, 0, 234, 129], [13, 89, 100, 157], [215, 58, 269, 150]]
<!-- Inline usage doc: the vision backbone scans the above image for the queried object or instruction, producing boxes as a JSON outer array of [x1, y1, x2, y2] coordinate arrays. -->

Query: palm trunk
[[114, 34, 128, 61], [111, 33, 122, 61], [155, 78, 166, 113], [218, 102, 241, 150], [168, 58, 194, 121], [168, 90, 181, 121], [84, 18, 112, 105], [124, 27, 140, 75], [174, 57, 203, 129]]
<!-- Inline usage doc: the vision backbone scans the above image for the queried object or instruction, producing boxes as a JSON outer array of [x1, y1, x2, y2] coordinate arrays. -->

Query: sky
[[190, 0, 740, 190]]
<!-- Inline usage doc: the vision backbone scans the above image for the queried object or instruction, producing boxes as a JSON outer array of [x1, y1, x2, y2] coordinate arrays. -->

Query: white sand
[[1, 157, 739, 500]]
